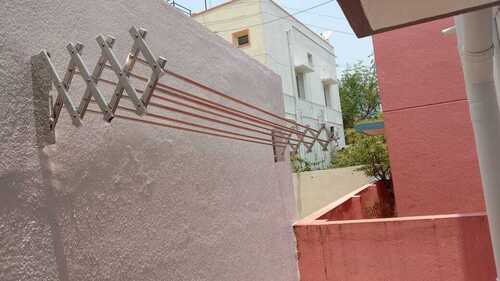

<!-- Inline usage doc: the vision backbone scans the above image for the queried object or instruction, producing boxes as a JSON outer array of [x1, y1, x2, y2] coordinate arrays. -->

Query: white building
[[193, 0, 345, 168]]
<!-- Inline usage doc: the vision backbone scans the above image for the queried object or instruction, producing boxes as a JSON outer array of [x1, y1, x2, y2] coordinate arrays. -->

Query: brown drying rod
[[86, 106, 288, 148], [91, 76, 315, 146], [97, 75, 278, 134], [99, 64, 331, 144], [133, 57, 322, 135], [94, 69, 330, 145], [97, 100, 296, 146], [147, 100, 314, 145], [155, 80, 325, 143]]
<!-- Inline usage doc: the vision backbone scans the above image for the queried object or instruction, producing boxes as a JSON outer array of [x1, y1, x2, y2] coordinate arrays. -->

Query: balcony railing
[[166, 0, 192, 16]]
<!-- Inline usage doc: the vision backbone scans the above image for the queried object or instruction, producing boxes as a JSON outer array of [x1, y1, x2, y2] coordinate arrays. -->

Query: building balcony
[[295, 63, 314, 74], [294, 53, 314, 74], [283, 94, 342, 126], [320, 66, 337, 86]]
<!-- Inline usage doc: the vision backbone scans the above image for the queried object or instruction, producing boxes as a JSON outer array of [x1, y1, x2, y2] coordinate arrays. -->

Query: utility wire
[[199, 12, 261, 25], [196, 0, 354, 36], [198, 0, 345, 21], [281, 4, 346, 21], [212, 0, 336, 33], [201, 11, 354, 36], [260, 10, 355, 36], [221, 0, 347, 20]]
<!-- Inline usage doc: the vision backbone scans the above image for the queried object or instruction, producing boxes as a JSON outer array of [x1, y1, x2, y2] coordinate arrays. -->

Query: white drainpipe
[[456, 8, 500, 279]]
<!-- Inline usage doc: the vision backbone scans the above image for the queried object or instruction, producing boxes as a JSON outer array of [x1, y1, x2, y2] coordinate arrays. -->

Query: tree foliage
[[290, 154, 325, 173], [290, 154, 312, 173], [331, 129, 391, 186], [339, 59, 380, 128]]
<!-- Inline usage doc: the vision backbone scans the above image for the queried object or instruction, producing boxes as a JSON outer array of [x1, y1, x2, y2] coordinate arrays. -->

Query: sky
[[176, 0, 374, 74]]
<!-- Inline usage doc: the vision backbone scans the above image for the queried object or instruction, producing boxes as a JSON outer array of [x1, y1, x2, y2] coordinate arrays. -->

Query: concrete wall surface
[[292, 167, 370, 218], [373, 18, 485, 216], [0, 1, 299, 281], [295, 211, 496, 281]]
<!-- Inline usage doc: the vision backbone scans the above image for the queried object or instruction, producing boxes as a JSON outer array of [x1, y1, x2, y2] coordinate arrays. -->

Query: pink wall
[[317, 182, 393, 221], [295, 212, 496, 281], [373, 18, 485, 216]]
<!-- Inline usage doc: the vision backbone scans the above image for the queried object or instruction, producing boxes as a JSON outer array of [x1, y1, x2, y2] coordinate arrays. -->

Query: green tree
[[290, 154, 325, 173], [339, 59, 380, 129], [332, 129, 391, 188]]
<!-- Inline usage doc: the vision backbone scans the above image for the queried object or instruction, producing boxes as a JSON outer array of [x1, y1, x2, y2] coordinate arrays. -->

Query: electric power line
[[205, 0, 347, 21], [281, 4, 346, 21], [259, 10, 355, 36], [196, 0, 354, 36], [212, 0, 336, 33], [201, 11, 354, 36]]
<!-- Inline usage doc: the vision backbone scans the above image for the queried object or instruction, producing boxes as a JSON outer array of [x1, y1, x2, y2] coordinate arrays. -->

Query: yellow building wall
[[293, 167, 371, 218], [193, 1, 267, 64]]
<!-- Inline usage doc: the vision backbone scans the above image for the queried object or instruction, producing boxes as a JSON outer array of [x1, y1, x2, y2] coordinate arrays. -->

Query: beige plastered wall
[[293, 167, 371, 218]]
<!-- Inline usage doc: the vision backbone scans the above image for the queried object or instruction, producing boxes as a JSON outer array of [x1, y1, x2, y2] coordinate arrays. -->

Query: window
[[323, 83, 331, 107], [237, 34, 249, 46], [307, 53, 314, 67], [232, 30, 250, 48], [296, 72, 306, 99]]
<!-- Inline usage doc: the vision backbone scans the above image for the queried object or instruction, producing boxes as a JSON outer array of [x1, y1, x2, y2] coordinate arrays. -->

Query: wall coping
[[295, 211, 487, 226], [295, 182, 376, 224], [294, 182, 487, 226]]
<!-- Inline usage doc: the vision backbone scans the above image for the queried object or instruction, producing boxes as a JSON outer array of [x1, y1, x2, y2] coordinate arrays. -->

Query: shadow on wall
[[0, 155, 70, 281], [0, 59, 69, 281]]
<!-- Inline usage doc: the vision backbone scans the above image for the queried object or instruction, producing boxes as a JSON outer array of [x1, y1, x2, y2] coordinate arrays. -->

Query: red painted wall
[[295, 213, 496, 281], [373, 18, 486, 216], [294, 184, 496, 281]]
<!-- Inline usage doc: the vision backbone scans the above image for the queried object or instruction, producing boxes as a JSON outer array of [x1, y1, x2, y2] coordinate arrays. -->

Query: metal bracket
[[39, 50, 82, 128], [107, 29, 146, 114], [67, 42, 114, 122], [271, 130, 288, 162], [31, 26, 336, 158], [78, 36, 115, 119], [96, 34, 145, 115], [319, 124, 338, 151], [128, 26, 167, 107], [33, 26, 168, 135], [285, 123, 338, 155], [285, 127, 299, 155], [301, 126, 316, 153], [31, 52, 56, 146]]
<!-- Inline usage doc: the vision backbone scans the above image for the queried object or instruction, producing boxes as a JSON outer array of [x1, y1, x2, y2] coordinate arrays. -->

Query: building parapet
[[294, 182, 497, 281]]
